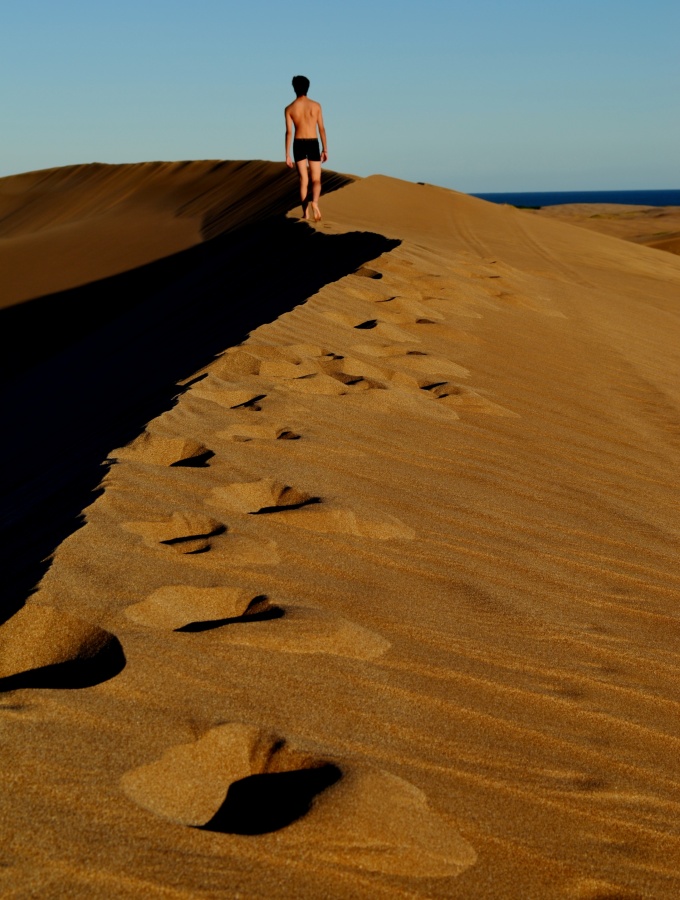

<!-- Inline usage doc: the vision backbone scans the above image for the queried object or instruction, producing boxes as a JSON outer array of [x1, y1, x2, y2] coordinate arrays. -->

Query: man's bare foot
[[301, 202, 310, 220], [311, 202, 322, 222]]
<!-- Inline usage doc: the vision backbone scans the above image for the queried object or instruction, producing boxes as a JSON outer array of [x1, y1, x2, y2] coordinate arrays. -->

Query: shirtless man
[[285, 75, 328, 222]]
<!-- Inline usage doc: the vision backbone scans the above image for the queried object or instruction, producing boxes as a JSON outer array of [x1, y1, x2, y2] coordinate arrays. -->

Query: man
[[285, 75, 328, 222]]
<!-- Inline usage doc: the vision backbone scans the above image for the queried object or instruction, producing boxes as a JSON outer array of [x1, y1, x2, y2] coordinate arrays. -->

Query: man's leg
[[296, 161, 310, 219], [308, 160, 322, 221]]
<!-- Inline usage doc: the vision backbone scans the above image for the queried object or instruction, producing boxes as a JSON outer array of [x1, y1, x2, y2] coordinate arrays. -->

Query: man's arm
[[317, 104, 328, 163], [285, 107, 294, 168]]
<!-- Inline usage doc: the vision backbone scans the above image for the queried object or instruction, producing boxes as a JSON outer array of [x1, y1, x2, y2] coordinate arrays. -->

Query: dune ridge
[[2, 166, 680, 898], [0, 160, 352, 309]]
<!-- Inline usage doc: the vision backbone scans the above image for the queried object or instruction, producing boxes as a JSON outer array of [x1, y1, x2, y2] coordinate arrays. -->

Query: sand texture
[[532, 202, 680, 256], [1, 163, 680, 898]]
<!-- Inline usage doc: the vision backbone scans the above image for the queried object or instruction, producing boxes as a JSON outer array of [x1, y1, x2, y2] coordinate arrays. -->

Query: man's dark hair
[[292, 75, 310, 97]]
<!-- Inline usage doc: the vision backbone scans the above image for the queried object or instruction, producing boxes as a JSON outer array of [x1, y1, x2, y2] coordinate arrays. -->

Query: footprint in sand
[[121, 723, 341, 831], [122, 512, 279, 564], [0, 604, 125, 692], [210, 348, 262, 379], [352, 266, 383, 280], [209, 344, 386, 399], [368, 296, 446, 326], [123, 512, 226, 554], [113, 432, 213, 467], [322, 311, 417, 343], [209, 478, 319, 514], [190, 376, 266, 411], [125, 586, 389, 659], [121, 723, 475, 878], [268, 356, 387, 397], [329, 350, 470, 393], [424, 383, 519, 417], [125, 586, 280, 631], [217, 424, 301, 442], [215, 342, 326, 381], [209, 478, 415, 540]]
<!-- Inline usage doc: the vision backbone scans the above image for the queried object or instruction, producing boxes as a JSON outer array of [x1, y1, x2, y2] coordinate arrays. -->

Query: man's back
[[285, 75, 327, 221], [286, 96, 322, 140]]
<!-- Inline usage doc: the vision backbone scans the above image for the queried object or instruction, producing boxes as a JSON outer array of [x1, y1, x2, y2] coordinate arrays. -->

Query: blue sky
[[2, 0, 678, 191]]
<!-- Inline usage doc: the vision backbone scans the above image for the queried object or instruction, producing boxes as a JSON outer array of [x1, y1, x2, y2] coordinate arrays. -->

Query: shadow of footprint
[[201, 764, 343, 835], [176, 604, 284, 633], [0, 604, 125, 692]]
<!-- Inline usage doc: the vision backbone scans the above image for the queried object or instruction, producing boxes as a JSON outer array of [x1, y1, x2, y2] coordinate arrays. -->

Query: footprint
[[121, 723, 340, 830], [353, 266, 383, 279], [394, 350, 470, 379], [0, 604, 125, 691], [331, 354, 468, 392], [123, 512, 226, 554], [126, 585, 388, 658], [113, 433, 213, 467], [191, 377, 266, 410], [258, 359, 319, 379], [274, 372, 355, 396], [217, 424, 301, 442], [211, 349, 262, 379], [204, 603, 390, 660], [349, 386, 460, 420], [125, 586, 277, 630], [433, 385, 519, 417], [121, 512, 279, 565], [263, 503, 416, 541], [371, 296, 446, 325], [322, 311, 418, 343], [210, 478, 319, 515], [121, 725, 475, 878]]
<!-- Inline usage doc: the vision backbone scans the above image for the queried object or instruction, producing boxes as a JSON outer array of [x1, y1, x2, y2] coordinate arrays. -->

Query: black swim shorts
[[293, 138, 321, 162]]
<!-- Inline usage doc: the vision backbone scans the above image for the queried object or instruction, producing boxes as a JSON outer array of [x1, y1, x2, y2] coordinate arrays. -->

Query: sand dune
[[2, 163, 680, 898], [0, 160, 352, 309], [532, 202, 680, 256]]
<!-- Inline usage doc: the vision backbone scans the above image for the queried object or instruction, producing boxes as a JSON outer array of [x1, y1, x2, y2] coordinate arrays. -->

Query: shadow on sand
[[0, 215, 400, 622]]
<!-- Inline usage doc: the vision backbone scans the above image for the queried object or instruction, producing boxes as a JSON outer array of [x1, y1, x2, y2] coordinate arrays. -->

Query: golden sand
[[1, 163, 680, 898], [532, 202, 680, 256]]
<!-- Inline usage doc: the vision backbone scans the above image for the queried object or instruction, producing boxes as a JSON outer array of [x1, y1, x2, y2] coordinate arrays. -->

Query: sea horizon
[[472, 188, 680, 208]]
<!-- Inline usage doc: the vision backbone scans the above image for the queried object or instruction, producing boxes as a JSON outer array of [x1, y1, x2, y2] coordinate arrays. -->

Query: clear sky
[[2, 0, 678, 191]]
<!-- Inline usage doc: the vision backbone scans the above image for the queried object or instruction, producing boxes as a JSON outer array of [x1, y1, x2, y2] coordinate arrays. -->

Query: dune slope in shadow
[[0, 160, 352, 309], [0, 207, 398, 621]]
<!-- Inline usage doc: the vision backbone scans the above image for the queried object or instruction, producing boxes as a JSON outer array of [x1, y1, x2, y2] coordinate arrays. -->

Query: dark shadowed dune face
[[0, 162, 397, 621], [0, 160, 353, 309]]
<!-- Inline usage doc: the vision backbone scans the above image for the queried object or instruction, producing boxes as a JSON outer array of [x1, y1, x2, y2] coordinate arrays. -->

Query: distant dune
[[2, 163, 680, 899], [532, 201, 680, 256]]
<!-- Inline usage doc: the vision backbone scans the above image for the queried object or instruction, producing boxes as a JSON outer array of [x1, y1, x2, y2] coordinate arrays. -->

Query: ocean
[[471, 189, 680, 208]]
